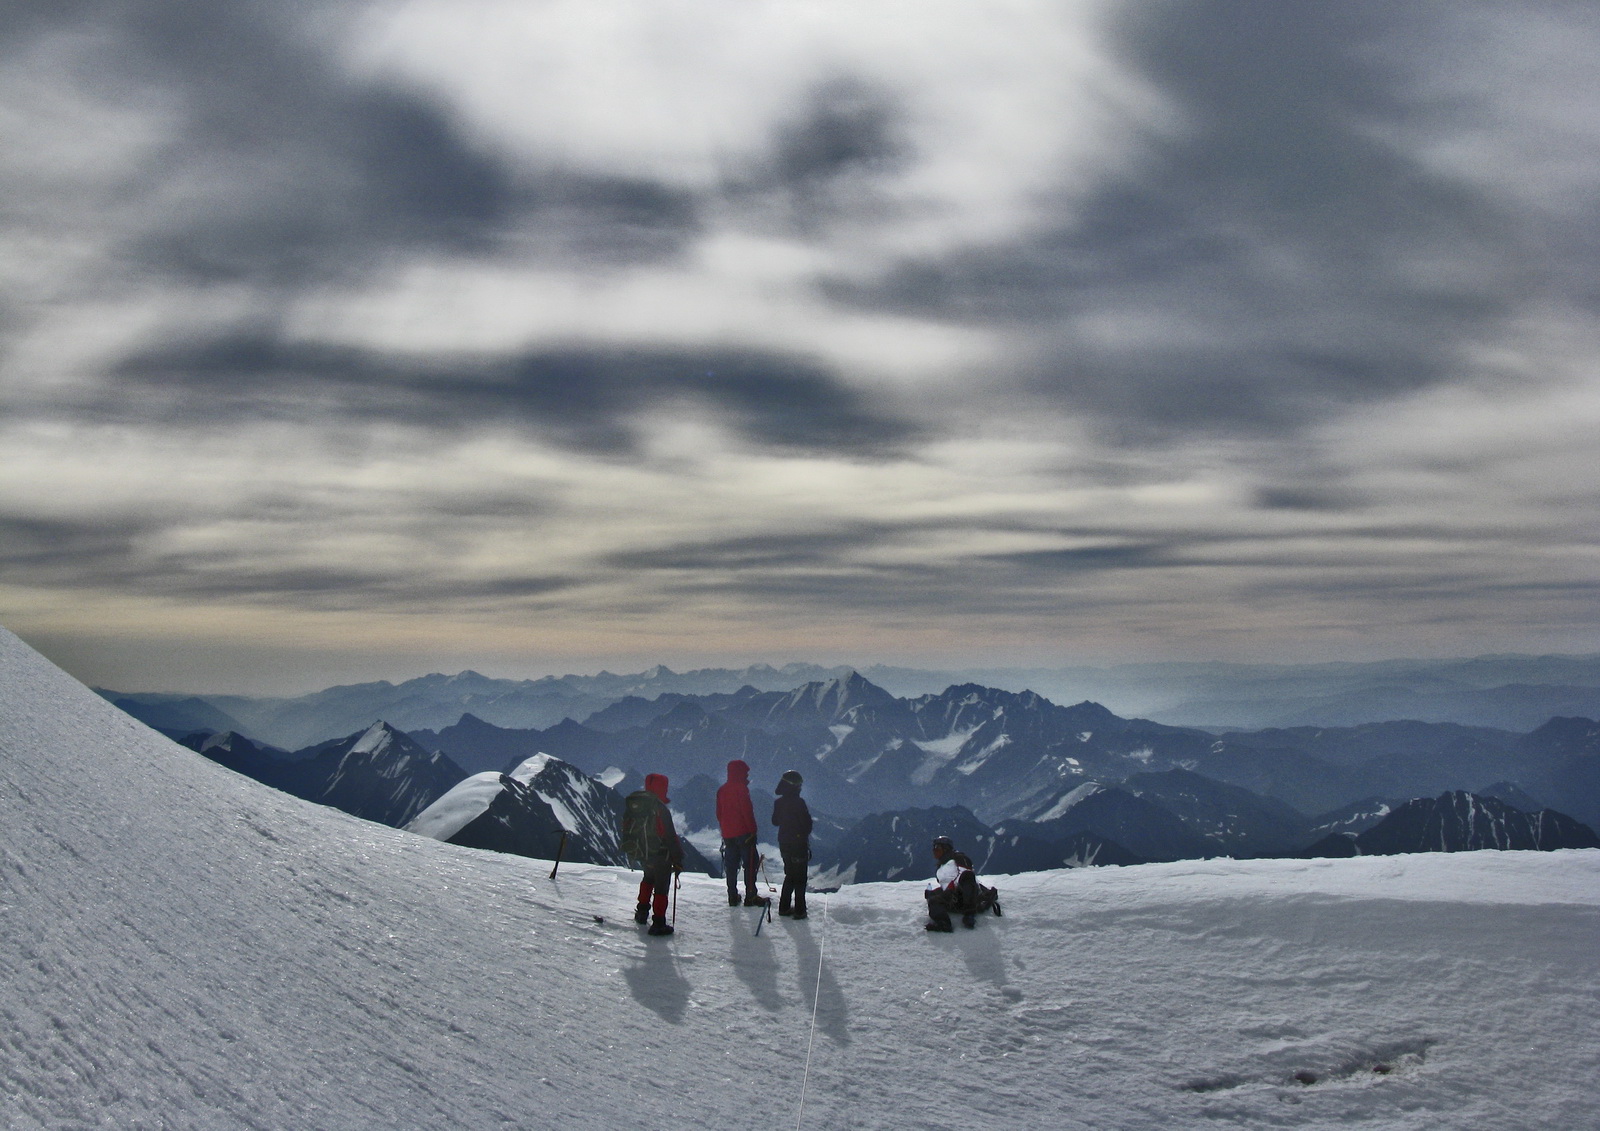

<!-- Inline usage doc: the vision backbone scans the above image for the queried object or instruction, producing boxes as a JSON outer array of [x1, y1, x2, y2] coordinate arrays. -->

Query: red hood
[[645, 773, 669, 803], [726, 759, 749, 783]]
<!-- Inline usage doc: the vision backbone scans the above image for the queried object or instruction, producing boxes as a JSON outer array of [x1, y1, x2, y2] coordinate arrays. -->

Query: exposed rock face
[[1023, 784, 1221, 863], [1304, 791, 1600, 857], [814, 804, 1141, 886], [1120, 768, 1310, 857], [305, 723, 466, 828]]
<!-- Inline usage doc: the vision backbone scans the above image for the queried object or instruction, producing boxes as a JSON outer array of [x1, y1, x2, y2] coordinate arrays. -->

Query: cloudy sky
[[4, 0, 1598, 694]]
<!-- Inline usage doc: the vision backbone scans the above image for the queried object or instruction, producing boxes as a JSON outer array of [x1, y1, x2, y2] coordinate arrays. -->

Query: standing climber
[[620, 773, 684, 936], [716, 759, 765, 907], [772, 770, 813, 919]]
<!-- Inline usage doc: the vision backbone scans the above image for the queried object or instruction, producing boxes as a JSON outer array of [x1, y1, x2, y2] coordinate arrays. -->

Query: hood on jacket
[[726, 759, 749, 783], [776, 769, 802, 796], [645, 773, 669, 803]]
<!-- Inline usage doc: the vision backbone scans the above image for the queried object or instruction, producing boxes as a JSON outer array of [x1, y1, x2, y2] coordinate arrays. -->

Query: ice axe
[[548, 831, 568, 879]]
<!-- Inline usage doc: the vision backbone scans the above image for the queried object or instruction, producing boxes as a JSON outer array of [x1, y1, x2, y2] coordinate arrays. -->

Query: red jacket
[[715, 759, 758, 839]]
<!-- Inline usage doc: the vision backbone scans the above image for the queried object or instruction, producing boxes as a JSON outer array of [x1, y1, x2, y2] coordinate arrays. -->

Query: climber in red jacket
[[715, 759, 765, 907]]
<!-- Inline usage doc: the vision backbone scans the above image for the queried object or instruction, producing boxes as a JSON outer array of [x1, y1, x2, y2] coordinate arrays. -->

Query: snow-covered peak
[[509, 752, 555, 784], [405, 771, 506, 842], [349, 720, 397, 756]]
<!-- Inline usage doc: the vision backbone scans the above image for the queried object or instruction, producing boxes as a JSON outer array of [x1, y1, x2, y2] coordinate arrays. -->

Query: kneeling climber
[[923, 835, 1000, 931]]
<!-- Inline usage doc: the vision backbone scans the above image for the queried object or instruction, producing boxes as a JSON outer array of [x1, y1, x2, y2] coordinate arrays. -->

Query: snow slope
[[2, 627, 1598, 1129]]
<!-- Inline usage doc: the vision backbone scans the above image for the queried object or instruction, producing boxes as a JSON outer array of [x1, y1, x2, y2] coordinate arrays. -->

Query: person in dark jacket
[[923, 835, 961, 932], [771, 769, 812, 919], [627, 773, 684, 936], [716, 759, 765, 907]]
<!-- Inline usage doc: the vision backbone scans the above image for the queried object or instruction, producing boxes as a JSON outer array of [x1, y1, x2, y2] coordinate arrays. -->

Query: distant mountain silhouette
[[183, 721, 465, 828], [1304, 791, 1600, 857]]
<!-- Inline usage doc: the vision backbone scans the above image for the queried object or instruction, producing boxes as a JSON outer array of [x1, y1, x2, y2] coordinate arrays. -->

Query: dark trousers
[[925, 888, 955, 930], [637, 857, 671, 919], [721, 834, 758, 898], [779, 842, 809, 915]]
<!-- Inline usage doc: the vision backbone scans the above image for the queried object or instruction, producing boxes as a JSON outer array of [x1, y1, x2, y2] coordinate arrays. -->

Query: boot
[[647, 917, 675, 936], [728, 891, 742, 906], [962, 913, 977, 929], [925, 921, 954, 933], [744, 892, 769, 907], [791, 909, 808, 920], [634, 901, 650, 924]]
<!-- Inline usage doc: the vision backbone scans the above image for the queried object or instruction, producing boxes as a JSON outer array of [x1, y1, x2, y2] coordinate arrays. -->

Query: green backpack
[[620, 790, 661, 863]]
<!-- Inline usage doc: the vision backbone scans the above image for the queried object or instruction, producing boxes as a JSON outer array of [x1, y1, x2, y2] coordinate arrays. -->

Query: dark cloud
[[0, 516, 150, 584], [155, 568, 578, 610], [983, 542, 1176, 572], [109, 332, 918, 456], [598, 525, 1189, 614], [1253, 485, 1370, 513], [772, 79, 903, 185], [13, 0, 698, 287], [603, 527, 898, 571], [730, 77, 908, 232], [822, 0, 1534, 435]]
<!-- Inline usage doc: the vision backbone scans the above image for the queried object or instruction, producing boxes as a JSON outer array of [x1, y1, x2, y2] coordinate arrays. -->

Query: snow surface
[[3, 626, 1599, 1129], [509, 754, 552, 783], [953, 732, 1011, 775], [909, 727, 977, 784], [1036, 780, 1105, 822]]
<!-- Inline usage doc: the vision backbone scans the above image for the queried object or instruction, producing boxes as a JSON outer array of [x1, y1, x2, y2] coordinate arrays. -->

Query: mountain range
[[397, 672, 1600, 833], [152, 666, 1600, 885], [100, 650, 1600, 746]]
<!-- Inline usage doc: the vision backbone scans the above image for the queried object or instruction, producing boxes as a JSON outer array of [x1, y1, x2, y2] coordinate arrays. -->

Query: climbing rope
[[794, 893, 829, 1130]]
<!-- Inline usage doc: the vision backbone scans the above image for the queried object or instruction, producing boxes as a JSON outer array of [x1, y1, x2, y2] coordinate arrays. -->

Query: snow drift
[[2, 627, 1597, 1129]]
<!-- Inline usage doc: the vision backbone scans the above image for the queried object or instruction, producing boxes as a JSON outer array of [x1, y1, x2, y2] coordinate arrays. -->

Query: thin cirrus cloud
[[2, 0, 1599, 692]]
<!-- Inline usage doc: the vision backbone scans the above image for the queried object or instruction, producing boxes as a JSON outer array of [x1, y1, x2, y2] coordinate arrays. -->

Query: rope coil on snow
[[794, 893, 828, 1129]]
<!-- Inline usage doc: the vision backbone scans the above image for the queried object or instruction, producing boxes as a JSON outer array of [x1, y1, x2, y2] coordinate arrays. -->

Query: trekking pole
[[753, 895, 773, 937], [672, 871, 680, 925], [548, 831, 568, 879]]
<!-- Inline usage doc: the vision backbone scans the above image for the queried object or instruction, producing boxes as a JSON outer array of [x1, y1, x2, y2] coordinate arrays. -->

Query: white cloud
[[344, 0, 1162, 256]]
